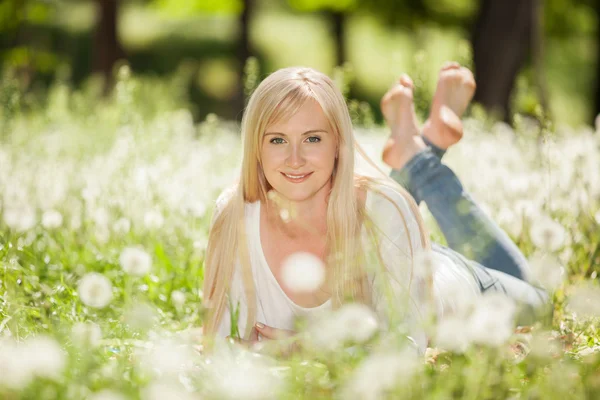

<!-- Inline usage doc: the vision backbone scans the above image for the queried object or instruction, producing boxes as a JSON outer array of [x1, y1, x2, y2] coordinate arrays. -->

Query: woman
[[203, 64, 548, 352]]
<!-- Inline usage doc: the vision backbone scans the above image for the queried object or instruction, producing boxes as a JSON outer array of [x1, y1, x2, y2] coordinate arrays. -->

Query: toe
[[398, 74, 414, 88], [441, 61, 461, 71]]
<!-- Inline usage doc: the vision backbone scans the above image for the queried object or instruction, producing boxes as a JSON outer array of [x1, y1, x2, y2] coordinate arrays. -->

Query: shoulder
[[364, 180, 417, 223]]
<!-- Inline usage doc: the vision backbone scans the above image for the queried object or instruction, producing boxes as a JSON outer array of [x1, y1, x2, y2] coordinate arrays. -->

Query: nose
[[285, 143, 306, 169]]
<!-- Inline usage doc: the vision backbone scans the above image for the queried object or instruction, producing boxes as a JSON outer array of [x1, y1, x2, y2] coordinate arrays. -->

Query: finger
[[249, 326, 259, 341], [254, 322, 294, 340]]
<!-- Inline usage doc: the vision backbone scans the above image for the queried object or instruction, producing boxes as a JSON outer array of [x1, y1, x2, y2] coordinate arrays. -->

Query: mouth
[[280, 172, 313, 183]]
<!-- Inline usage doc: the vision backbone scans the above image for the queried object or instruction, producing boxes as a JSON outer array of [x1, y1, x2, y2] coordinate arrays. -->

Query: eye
[[306, 136, 321, 143], [269, 137, 285, 144]]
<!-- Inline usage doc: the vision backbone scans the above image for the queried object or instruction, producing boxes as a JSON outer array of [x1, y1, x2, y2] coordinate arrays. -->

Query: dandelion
[[124, 302, 158, 331], [78, 273, 113, 309], [528, 252, 565, 291], [204, 344, 282, 400], [3, 206, 36, 232], [23, 336, 67, 381], [137, 339, 195, 378], [0, 338, 32, 389], [71, 322, 102, 348], [113, 217, 131, 235], [566, 281, 600, 319], [468, 292, 516, 347], [435, 316, 471, 353], [281, 252, 325, 293], [529, 215, 567, 252], [171, 290, 186, 308], [119, 247, 152, 277], [41, 209, 63, 229], [341, 348, 421, 400], [144, 209, 164, 230]]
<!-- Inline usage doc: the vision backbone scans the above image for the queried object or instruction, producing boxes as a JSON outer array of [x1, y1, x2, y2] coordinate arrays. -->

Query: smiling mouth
[[281, 172, 313, 182]]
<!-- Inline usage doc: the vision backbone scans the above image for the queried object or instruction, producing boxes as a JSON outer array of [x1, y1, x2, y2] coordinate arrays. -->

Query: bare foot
[[381, 74, 427, 170], [422, 62, 476, 150]]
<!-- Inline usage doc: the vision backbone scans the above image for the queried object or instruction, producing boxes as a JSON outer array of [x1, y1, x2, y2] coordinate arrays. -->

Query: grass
[[1, 62, 600, 399]]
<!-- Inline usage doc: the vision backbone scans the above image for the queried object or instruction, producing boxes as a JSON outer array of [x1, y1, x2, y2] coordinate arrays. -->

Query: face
[[261, 98, 338, 203]]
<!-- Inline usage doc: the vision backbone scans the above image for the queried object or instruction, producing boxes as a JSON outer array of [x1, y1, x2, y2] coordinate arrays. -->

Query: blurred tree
[[471, 0, 535, 121], [93, 0, 125, 93], [287, 0, 358, 67]]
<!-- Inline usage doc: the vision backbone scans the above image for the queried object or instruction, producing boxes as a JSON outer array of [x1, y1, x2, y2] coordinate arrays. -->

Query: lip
[[280, 171, 313, 183]]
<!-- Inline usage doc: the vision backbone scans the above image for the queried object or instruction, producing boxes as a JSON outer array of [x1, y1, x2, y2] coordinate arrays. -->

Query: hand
[[254, 322, 300, 356], [254, 322, 296, 340], [226, 326, 259, 348]]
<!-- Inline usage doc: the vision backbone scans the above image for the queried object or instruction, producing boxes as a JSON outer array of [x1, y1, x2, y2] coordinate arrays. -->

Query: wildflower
[[3, 206, 36, 232], [41, 209, 63, 229], [144, 209, 164, 230], [341, 348, 421, 400], [435, 316, 471, 353], [204, 343, 282, 399], [528, 252, 565, 291], [566, 281, 600, 319], [78, 273, 113, 309], [529, 215, 567, 252], [281, 252, 325, 293], [137, 338, 195, 378], [113, 217, 131, 235], [119, 247, 152, 277], [468, 292, 516, 347], [71, 322, 102, 348], [124, 302, 158, 331], [23, 336, 67, 381], [171, 290, 186, 308]]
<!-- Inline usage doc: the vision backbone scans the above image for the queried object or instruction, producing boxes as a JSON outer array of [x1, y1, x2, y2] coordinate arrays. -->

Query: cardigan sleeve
[[364, 183, 432, 353]]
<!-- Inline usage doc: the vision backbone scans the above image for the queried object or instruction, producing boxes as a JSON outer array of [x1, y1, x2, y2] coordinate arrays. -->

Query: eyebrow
[[264, 129, 328, 137]]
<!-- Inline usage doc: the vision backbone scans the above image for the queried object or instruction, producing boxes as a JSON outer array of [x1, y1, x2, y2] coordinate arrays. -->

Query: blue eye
[[270, 137, 285, 144], [307, 136, 321, 143]]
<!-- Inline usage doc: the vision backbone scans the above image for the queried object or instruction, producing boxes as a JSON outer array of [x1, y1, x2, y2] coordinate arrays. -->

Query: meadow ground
[[1, 70, 600, 399]]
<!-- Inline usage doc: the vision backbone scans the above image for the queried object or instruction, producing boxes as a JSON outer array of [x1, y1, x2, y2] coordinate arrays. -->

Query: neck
[[266, 182, 331, 238]]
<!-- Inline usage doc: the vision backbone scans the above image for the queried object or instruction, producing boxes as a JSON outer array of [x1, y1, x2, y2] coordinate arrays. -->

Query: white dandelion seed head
[[204, 345, 282, 400], [93, 207, 110, 227], [341, 349, 421, 400], [281, 252, 325, 293], [335, 303, 379, 343], [566, 281, 600, 319], [77, 273, 113, 309], [0, 338, 33, 390], [467, 292, 516, 347], [112, 217, 131, 235], [138, 339, 195, 378], [23, 336, 67, 381], [88, 389, 128, 400], [41, 209, 63, 229], [119, 247, 152, 277], [71, 322, 102, 348], [3, 206, 36, 232], [144, 209, 164, 230], [124, 302, 158, 331], [435, 316, 471, 353], [528, 252, 565, 291], [171, 290, 186, 308], [529, 215, 567, 252]]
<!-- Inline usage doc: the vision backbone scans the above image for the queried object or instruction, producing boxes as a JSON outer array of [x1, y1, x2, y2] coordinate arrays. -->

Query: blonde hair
[[203, 67, 431, 339]]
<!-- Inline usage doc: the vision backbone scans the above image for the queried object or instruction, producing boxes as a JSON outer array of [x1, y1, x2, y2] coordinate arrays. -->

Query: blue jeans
[[389, 139, 549, 323]]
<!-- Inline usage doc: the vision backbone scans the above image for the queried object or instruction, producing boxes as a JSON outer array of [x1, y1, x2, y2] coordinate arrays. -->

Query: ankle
[[385, 135, 427, 170]]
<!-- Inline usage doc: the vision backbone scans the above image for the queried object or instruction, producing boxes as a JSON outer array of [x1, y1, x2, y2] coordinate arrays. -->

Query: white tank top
[[214, 183, 480, 352]]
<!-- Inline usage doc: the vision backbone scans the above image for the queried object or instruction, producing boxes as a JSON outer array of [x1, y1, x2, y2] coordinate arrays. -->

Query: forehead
[[266, 98, 331, 134]]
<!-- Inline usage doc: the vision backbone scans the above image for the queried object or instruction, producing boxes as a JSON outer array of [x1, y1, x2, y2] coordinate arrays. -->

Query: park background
[[2, 1, 600, 400], [1, 0, 598, 127]]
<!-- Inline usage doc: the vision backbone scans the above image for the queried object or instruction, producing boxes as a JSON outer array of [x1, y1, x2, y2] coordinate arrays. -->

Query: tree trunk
[[93, 0, 125, 93], [594, 1, 600, 126], [472, 0, 534, 121], [329, 11, 346, 67], [236, 0, 254, 120]]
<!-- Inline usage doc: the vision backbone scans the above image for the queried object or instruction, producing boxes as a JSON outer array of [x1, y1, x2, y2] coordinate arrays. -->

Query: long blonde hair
[[203, 67, 431, 339]]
